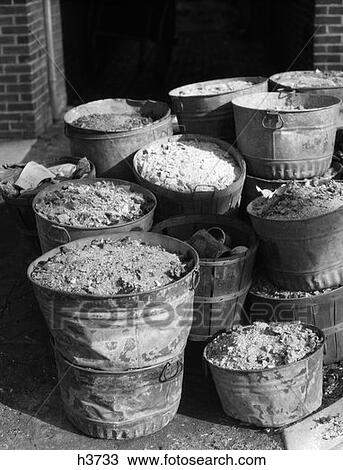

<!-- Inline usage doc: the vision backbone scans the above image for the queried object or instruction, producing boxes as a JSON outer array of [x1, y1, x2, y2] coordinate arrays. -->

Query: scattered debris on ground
[[205, 322, 323, 371], [34, 181, 154, 228], [313, 414, 343, 440], [136, 138, 239, 192], [71, 113, 154, 132], [250, 180, 343, 220], [323, 363, 343, 407], [30, 237, 189, 296]]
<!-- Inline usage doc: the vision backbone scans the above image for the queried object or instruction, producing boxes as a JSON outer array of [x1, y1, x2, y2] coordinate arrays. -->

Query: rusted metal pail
[[27, 232, 199, 370], [169, 77, 268, 142], [64, 99, 172, 180], [55, 349, 184, 439], [33, 178, 157, 253], [203, 324, 324, 427], [269, 70, 343, 128], [233, 92, 340, 179], [247, 197, 343, 291], [246, 284, 343, 365], [133, 134, 246, 219], [153, 215, 258, 340]]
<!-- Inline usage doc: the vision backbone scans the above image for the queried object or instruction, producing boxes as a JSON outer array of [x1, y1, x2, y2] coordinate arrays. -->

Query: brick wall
[[314, 0, 343, 69], [0, 0, 66, 139]]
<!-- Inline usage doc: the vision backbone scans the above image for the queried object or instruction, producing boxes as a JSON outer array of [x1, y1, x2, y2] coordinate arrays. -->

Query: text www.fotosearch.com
[[77, 453, 267, 467]]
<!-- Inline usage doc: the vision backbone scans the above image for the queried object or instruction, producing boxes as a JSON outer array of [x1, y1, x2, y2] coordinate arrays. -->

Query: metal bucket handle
[[207, 226, 226, 244], [262, 111, 284, 130], [171, 114, 186, 134], [193, 184, 217, 200], [190, 268, 200, 291], [48, 224, 71, 244], [64, 123, 71, 138], [159, 360, 183, 383]]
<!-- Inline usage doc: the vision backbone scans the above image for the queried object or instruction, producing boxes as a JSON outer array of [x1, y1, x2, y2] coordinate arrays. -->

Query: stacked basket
[[245, 183, 343, 365], [28, 232, 199, 439]]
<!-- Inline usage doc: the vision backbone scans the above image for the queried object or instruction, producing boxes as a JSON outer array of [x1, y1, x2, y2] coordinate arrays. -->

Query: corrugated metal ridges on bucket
[[232, 92, 341, 180]]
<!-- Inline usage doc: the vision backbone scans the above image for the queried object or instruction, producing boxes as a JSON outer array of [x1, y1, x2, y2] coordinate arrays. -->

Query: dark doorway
[[60, 0, 315, 105]]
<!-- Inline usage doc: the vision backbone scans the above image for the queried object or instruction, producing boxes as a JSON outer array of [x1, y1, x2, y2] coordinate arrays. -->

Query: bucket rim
[[27, 232, 199, 299], [168, 76, 268, 98], [203, 322, 325, 374], [246, 192, 343, 223], [248, 280, 343, 302], [63, 98, 171, 135], [245, 160, 342, 185], [269, 70, 343, 91], [32, 177, 157, 231], [55, 347, 185, 375], [133, 134, 246, 196], [232, 91, 341, 111]]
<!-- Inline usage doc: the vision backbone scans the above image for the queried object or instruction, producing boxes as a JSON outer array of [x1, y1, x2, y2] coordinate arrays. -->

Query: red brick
[[14, 16, 27, 25], [5, 64, 31, 73], [0, 75, 17, 83], [315, 54, 342, 62], [2, 25, 29, 34], [0, 16, 13, 25], [10, 121, 35, 131], [6, 84, 31, 92], [8, 102, 34, 111], [329, 6, 343, 14], [328, 45, 343, 52], [316, 15, 342, 25], [0, 54, 17, 64], [17, 35, 34, 44], [0, 93, 19, 102], [3, 45, 29, 54], [314, 45, 327, 53], [20, 93, 32, 101], [0, 6, 26, 15], [17, 55, 30, 64], [316, 6, 328, 14], [0, 113, 21, 121], [315, 34, 342, 43], [329, 25, 343, 32], [316, 0, 343, 4], [315, 25, 328, 34], [0, 36, 16, 44]]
